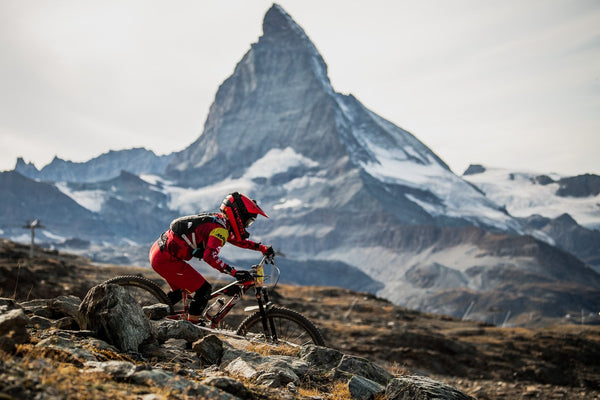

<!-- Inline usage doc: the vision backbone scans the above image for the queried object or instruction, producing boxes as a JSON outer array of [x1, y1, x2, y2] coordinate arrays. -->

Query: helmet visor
[[245, 216, 256, 228]]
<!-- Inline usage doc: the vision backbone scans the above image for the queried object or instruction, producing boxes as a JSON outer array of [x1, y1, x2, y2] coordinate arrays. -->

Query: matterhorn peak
[[164, 4, 518, 232], [262, 4, 308, 42], [259, 4, 332, 91]]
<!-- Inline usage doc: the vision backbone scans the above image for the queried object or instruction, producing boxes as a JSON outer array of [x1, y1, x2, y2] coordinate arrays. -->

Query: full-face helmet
[[220, 192, 268, 239]]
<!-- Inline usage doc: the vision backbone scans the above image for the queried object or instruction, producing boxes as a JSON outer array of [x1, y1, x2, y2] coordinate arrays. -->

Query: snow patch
[[358, 139, 518, 231], [283, 175, 327, 191], [243, 147, 318, 179], [139, 174, 164, 186], [55, 183, 105, 212], [464, 167, 600, 229]]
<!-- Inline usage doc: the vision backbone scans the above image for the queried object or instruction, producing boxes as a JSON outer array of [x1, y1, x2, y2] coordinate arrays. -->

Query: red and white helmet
[[220, 192, 268, 239]]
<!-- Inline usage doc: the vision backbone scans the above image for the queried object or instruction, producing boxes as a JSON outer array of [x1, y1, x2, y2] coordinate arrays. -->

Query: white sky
[[1, 0, 599, 176]]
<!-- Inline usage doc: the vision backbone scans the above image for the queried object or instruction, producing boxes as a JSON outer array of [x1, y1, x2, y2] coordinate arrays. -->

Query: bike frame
[[171, 255, 278, 333]]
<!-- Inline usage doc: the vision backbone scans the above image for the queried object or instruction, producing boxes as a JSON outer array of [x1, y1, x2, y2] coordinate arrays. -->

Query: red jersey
[[160, 213, 266, 273]]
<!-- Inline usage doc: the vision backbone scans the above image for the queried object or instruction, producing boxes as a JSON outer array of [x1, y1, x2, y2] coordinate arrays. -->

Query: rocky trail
[[1, 239, 599, 399]]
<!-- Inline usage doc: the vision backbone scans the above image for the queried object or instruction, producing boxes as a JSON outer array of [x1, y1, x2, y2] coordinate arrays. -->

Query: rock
[[0, 308, 30, 352], [143, 303, 172, 320], [224, 354, 265, 380], [203, 376, 253, 400], [85, 360, 138, 380], [222, 349, 309, 389], [47, 295, 81, 321], [0, 297, 23, 312], [335, 355, 394, 386], [163, 337, 187, 350], [130, 368, 173, 386], [153, 318, 205, 344], [255, 367, 298, 388], [36, 334, 98, 364], [193, 334, 225, 365], [300, 345, 344, 370], [142, 341, 201, 370], [28, 315, 55, 330], [348, 375, 385, 400], [20, 299, 52, 318], [385, 375, 477, 400], [78, 283, 154, 353]]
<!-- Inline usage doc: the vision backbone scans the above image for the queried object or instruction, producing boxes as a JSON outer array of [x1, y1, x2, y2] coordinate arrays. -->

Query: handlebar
[[250, 254, 280, 288]]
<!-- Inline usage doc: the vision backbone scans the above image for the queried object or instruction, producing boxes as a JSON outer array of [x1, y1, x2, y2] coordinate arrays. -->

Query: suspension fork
[[256, 287, 278, 342]]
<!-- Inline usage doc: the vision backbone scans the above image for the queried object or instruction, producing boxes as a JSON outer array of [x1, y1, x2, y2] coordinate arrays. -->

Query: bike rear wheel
[[103, 275, 174, 314], [236, 306, 325, 347]]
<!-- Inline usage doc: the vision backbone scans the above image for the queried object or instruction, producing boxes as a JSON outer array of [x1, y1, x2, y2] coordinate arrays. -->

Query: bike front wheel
[[236, 306, 325, 347]]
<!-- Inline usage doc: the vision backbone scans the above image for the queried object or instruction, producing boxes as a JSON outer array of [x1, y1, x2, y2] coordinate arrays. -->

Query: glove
[[263, 245, 275, 262], [234, 270, 253, 282]]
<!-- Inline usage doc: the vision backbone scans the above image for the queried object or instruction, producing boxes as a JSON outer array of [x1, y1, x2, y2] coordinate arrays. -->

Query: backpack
[[169, 213, 227, 251], [170, 213, 224, 235]]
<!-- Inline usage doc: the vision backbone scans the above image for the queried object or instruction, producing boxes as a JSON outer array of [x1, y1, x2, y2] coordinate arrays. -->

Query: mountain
[[463, 165, 600, 230], [0, 171, 108, 239], [0, 170, 177, 246], [463, 165, 600, 272], [160, 4, 599, 325], [15, 148, 172, 183], [2, 4, 599, 327], [164, 5, 517, 232]]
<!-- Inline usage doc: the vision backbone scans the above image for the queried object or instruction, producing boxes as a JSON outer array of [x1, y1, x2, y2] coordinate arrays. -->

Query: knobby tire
[[103, 275, 174, 314], [236, 306, 325, 347]]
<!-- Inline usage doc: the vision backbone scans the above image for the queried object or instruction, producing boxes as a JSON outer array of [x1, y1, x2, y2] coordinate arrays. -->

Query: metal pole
[[22, 219, 44, 258], [29, 227, 34, 258]]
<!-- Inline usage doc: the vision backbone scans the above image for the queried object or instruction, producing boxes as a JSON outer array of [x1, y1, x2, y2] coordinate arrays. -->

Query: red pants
[[149, 241, 206, 293]]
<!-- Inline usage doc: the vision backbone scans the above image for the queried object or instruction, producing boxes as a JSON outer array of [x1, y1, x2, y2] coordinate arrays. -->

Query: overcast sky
[[1, 0, 598, 176]]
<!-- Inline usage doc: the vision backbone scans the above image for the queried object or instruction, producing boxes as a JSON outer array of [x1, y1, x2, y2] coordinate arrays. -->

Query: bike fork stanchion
[[267, 317, 278, 343], [256, 289, 275, 342], [262, 289, 278, 343]]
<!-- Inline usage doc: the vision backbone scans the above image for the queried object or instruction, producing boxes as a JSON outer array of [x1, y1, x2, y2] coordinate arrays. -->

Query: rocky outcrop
[[0, 293, 476, 400], [386, 375, 476, 400], [78, 283, 154, 353], [556, 174, 600, 198]]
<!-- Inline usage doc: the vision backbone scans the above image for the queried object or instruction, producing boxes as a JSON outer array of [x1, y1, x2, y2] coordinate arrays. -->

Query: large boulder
[[386, 375, 477, 400], [0, 306, 30, 352], [78, 284, 154, 353]]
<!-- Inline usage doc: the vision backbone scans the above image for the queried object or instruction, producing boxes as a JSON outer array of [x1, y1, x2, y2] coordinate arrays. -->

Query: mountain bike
[[102, 255, 325, 347]]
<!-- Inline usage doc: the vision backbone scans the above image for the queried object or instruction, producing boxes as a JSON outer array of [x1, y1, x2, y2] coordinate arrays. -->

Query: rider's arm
[[228, 236, 270, 253], [202, 227, 236, 275]]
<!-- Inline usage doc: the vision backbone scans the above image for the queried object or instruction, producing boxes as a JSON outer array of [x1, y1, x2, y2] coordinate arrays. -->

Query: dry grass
[[245, 342, 301, 357], [298, 380, 351, 400], [4, 345, 203, 400]]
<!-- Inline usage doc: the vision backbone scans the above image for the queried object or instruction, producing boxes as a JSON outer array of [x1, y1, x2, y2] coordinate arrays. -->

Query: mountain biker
[[149, 192, 274, 323]]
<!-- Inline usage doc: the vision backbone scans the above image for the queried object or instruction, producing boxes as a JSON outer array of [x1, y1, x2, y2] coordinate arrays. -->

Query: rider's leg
[[149, 241, 208, 316], [167, 288, 183, 305], [188, 281, 212, 323]]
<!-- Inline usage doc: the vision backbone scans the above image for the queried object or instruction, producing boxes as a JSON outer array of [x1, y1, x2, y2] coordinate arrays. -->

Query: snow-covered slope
[[463, 165, 600, 230], [334, 95, 520, 232]]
